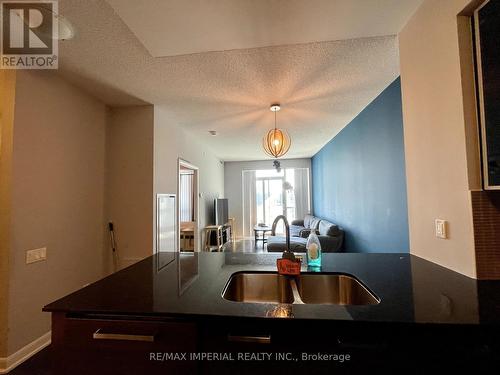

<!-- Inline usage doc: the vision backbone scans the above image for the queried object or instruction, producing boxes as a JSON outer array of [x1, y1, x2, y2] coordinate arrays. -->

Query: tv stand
[[203, 224, 231, 251]]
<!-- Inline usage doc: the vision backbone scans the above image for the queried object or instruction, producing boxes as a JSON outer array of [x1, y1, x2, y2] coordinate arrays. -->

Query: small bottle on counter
[[306, 230, 322, 269]]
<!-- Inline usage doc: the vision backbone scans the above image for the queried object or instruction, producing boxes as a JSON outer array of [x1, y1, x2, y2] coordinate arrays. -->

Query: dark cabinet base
[[50, 313, 500, 374], [200, 319, 500, 374]]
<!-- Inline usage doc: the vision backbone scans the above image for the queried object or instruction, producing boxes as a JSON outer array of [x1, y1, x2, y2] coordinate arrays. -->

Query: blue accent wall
[[312, 78, 409, 253]]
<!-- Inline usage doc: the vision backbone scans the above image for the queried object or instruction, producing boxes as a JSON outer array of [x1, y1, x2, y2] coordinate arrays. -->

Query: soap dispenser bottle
[[306, 230, 322, 269]]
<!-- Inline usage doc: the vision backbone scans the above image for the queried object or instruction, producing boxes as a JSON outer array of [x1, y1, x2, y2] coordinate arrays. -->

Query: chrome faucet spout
[[271, 215, 291, 253]]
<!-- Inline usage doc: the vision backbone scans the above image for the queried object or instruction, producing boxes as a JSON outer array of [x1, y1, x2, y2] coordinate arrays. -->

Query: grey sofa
[[267, 214, 344, 253], [289, 214, 321, 237]]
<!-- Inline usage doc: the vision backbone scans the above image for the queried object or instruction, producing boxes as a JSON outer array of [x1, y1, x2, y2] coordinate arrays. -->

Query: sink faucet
[[272, 215, 301, 277], [271, 215, 290, 253]]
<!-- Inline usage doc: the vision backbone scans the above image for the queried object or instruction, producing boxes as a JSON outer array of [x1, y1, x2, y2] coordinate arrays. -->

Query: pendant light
[[262, 104, 291, 158]]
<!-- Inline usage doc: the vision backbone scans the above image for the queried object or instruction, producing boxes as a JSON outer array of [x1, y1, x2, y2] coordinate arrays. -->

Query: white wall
[[399, 0, 481, 278], [224, 158, 311, 238], [153, 106, 224, 250], [7, 71, 108, 354], [106, 106, 154, 270]]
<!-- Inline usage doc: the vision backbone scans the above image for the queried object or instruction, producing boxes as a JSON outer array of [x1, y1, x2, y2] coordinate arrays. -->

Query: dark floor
[[222, 238, 268, 253], [9, 346, 51, 375]]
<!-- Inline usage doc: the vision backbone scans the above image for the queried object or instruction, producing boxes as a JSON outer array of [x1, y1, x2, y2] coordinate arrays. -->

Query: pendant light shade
[[263, 128, 291, 158], [262, 104, 291, 158]]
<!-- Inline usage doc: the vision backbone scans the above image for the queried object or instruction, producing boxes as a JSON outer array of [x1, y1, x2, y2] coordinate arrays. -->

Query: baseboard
[[0, 331, 51, 374]]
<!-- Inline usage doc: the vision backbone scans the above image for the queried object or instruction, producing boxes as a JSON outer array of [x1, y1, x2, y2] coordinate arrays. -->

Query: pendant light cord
[[274, 109, 278, 160]]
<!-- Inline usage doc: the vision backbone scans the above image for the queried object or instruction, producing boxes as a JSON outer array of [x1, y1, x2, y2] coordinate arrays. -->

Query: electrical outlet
[[435, 219, 448, 239], [26, 247, 47, 264]]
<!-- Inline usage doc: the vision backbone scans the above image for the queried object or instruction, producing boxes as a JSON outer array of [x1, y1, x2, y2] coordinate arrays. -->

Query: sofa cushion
[[303, 214, 315, 229], [289, 225, 303, 237], [310, 217, 321, 230], [267, 236, 307, 253], [319, 220, 340, 236]]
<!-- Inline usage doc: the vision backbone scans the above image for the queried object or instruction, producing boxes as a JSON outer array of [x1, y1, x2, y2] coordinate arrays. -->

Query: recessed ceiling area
[[56, 0, 410, 161], [152, 36, 400, 161], [105, 0, 423, 57]]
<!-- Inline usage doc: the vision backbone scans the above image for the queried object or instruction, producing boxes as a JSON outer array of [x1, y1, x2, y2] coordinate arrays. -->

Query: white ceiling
[[105, 0, 423, 58], [56, 0, 420, 161]]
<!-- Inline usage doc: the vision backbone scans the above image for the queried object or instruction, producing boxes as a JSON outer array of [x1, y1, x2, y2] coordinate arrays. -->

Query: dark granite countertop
[[43, 252, 500, 325]]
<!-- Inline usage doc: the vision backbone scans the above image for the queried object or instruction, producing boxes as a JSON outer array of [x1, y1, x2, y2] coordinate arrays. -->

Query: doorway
[[178, 159, 199, 252]]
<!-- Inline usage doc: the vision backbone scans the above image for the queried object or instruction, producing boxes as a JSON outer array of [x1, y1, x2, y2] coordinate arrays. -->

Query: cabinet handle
[[227, 334, 271, 344], [93, 329, 155, 342]]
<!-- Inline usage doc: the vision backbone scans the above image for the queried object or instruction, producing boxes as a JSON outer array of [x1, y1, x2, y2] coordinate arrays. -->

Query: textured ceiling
[[57, 0, 403, 161], [105, 0, 423, 58]]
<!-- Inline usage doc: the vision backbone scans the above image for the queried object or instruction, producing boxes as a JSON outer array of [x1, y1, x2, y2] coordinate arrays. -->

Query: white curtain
[[294, 168, 310, 220], [242, 170, 257, 238], [179, 173, 194, 222]]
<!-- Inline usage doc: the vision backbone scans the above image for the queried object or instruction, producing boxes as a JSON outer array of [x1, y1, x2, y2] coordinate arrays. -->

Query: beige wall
[[106, 106, 154, 270], [399, 0, 480, 278], [154, 106, 224, 250], [7, 71, 108, 355], [224, 159, 312, 238], [0, 70, 16, 358], [3, 72, 158, 357]]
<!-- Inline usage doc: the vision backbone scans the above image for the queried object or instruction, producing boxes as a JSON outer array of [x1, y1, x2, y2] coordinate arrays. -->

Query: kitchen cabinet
[[50, 313, 197, 374]]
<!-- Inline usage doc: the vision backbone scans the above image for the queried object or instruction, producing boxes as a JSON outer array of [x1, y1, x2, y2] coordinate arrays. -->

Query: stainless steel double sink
[[222, 272, 379, 305]]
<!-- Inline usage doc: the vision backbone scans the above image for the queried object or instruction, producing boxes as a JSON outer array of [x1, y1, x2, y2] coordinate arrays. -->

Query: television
[[214, 198, 228, 225]]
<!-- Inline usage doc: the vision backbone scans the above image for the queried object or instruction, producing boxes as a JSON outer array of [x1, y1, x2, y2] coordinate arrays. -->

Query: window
[[179, 171, 194, 222], [242, 168, 310, 237]]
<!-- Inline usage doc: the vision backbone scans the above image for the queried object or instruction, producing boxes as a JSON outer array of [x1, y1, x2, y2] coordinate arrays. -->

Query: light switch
[[26, 247, 47, 264], [435, 219, 448, 239]]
